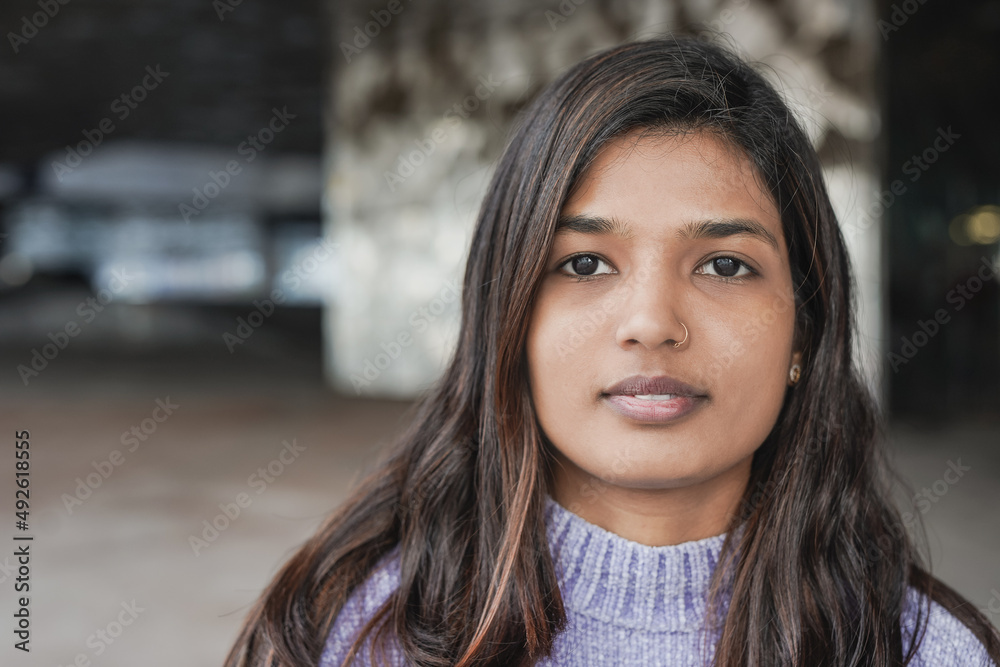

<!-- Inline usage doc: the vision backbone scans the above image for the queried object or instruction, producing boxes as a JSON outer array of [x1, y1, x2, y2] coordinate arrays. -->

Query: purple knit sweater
[[320, 494, 996, 666]]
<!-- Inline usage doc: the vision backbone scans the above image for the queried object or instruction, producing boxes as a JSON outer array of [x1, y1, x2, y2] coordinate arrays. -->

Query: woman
[[225, 36, 1000, 666]]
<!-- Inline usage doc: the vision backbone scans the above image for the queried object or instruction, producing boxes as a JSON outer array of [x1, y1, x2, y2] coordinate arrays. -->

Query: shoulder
[[901, 585, 998, 667], [318, 546, 405, 667]]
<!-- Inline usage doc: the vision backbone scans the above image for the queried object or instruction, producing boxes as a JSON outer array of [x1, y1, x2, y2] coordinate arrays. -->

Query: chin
[[586, 456, 710, 489]]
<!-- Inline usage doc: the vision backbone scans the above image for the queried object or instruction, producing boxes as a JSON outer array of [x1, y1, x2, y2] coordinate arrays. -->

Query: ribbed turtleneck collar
[[542, 493, 741, 633]]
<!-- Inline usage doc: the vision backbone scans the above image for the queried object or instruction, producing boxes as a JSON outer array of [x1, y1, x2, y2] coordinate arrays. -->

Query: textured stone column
[[322, 0, 882, 402]]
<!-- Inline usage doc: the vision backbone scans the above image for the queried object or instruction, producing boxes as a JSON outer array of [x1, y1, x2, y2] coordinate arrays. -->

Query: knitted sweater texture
[[319, 495, 995, 666]]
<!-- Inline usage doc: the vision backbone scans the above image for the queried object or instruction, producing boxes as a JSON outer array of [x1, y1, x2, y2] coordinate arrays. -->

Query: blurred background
[[0, 0, 997, 664]]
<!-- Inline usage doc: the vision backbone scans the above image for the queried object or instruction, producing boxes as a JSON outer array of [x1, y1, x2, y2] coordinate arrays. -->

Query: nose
[[614, 264, 688, 350]]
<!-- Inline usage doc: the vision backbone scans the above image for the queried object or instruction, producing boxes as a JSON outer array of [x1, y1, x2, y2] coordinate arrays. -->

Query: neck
[[550, 453, 751, 546]]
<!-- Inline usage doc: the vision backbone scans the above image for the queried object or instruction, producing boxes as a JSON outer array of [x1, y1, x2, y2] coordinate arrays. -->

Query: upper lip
[[603, 374, 708, 397]]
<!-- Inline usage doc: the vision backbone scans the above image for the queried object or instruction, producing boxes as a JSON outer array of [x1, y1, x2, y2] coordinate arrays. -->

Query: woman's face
[[526, 129, 801, 513]]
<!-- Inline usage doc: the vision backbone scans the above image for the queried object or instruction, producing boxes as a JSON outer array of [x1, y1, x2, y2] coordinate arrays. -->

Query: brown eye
[[571, 255, 598, 275], [560, 254, 613, 278], [712, 257, 739, 277], [698, 256, 755, 281]]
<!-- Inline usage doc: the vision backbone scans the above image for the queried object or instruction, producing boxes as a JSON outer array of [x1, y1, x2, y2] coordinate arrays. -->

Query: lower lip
[[602, 394, 706, 423]]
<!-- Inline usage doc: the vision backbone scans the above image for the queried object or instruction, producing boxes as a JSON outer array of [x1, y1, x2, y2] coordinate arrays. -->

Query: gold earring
[[789, 363, 801, 385]]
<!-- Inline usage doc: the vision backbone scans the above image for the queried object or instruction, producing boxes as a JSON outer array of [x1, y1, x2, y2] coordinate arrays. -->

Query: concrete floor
[[2, 348, 416, 667], [0, 298, 997, 666]]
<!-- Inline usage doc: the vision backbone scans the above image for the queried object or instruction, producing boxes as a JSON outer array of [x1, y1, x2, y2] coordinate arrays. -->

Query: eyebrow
[[555, 214, 780, 252]]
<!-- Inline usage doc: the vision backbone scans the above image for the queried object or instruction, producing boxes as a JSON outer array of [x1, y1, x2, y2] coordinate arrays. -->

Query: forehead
[[560, 130, 783, 244]]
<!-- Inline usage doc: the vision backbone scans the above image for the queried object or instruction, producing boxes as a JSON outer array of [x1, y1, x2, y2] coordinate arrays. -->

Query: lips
[[603, 374, 707, 398], [601, 374, 708, 423]]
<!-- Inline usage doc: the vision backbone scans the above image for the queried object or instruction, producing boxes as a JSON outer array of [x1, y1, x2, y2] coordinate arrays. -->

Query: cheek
[[703, 301, 795, 422], [528, 295, 591, 370], [526, 298, 596, 420]]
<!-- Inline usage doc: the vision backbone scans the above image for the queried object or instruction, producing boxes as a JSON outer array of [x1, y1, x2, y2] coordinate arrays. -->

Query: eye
[[696, 256, 757, 282], [557, 253, 615, 280]]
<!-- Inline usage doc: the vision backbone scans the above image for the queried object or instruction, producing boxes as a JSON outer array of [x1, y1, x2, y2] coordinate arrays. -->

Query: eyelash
[[557, 253, 759, 284]]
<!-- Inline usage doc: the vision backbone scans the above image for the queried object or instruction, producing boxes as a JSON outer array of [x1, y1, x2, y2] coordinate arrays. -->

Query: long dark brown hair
[[225, 36, 1000, 666]]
